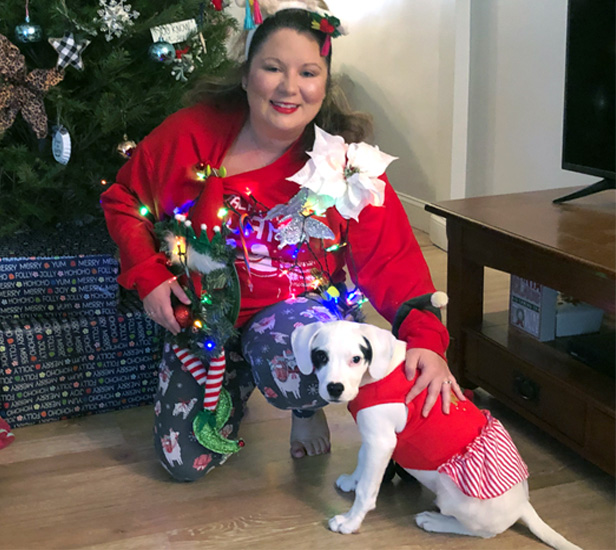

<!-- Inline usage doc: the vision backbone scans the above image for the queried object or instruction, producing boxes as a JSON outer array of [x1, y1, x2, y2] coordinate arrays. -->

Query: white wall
[[466, 0, 598, 197], [327, 0, 456, 207]]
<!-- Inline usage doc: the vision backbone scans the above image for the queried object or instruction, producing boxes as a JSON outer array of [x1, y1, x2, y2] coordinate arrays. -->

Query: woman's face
[[244, 28, 328, 143]]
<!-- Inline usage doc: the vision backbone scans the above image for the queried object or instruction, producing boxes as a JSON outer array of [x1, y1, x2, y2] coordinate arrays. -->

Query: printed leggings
[[153, 295, 340, 482]]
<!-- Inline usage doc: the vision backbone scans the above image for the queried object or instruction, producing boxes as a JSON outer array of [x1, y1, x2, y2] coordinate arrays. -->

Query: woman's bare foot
[[290, 408, 330, 458]]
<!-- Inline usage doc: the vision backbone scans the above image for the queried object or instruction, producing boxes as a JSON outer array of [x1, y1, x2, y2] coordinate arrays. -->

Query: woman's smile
[[271, 100, 300, 114]]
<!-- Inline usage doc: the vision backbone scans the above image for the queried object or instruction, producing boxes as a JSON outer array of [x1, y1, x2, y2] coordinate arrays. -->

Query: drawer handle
[[513, 374, 540, 402]]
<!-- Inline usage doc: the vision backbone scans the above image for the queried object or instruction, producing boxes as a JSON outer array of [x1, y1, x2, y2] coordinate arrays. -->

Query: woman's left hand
[[404, 347, 465, 417]]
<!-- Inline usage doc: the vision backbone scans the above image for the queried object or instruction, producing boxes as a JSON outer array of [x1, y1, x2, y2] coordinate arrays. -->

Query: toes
[[290, 438, 330, 458], [310, 437, 330, 456], [289, 409, 331, 458], [290, 441, 307, 458]]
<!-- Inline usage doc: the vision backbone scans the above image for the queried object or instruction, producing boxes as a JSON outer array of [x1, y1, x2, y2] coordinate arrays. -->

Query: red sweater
[[100, 103, 448, 355]]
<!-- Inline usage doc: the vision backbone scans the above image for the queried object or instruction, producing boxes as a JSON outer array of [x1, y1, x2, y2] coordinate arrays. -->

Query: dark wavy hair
[[184, 8, 372, 144]]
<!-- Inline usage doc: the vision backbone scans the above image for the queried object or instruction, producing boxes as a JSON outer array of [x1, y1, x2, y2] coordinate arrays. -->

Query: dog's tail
[[519, 501, 583, 550]]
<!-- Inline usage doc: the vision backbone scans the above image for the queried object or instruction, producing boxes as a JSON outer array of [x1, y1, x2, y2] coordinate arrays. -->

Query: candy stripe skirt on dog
[[438, 412, 529, 499], [348, 363, 529, 500]]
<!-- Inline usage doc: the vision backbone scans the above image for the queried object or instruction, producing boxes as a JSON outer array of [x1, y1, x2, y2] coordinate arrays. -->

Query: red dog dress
[[348, 363, 529, 499]]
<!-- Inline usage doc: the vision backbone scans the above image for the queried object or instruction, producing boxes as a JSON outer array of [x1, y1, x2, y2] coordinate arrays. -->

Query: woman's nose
[[278, 71, 299, 94]]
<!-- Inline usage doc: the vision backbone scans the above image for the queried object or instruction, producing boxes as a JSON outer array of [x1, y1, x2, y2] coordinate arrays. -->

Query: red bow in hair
[[310, 13, 343, 57]]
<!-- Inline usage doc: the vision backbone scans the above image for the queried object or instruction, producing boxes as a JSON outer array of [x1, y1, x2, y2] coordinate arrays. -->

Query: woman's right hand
[[142, 278, 191, 335]]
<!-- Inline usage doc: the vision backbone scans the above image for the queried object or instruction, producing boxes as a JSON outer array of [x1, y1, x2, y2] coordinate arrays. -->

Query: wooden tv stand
[[426, 188, 615, 475]]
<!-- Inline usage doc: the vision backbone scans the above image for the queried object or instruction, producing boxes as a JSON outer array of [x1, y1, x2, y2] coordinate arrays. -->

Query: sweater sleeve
[[344, 176, 449, 357], [100, 143, 174, 300]]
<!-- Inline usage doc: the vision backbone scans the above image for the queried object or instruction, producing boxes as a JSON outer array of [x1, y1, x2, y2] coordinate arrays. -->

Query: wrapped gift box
[[0, 222, 120, 318], [0, 296, 163, 428], [0, 255, 119, 317]]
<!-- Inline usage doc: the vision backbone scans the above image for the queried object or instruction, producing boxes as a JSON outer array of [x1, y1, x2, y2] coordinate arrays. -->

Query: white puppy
[[291, 320, 582, 550]]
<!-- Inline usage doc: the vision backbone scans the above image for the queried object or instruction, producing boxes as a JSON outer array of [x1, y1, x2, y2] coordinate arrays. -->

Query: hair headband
[[238, 0, 347, 59]]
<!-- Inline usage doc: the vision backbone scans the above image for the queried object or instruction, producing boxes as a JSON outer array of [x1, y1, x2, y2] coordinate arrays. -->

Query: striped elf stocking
[[172, 345, 243, 454], [172, 345, 225, 411]]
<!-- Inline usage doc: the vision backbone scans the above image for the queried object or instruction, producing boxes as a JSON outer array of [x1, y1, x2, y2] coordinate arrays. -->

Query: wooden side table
[[427, 188, 615, 475]]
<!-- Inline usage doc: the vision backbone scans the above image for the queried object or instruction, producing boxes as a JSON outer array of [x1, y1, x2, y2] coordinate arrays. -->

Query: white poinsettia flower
[[335, 171, 386, 220], [347, 141, 398, 180], [288, 126, 349, 198], [287, 126, 397, 221]]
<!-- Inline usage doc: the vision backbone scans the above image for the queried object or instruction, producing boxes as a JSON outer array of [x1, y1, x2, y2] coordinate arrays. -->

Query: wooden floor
[[1, 231, 614, 550]]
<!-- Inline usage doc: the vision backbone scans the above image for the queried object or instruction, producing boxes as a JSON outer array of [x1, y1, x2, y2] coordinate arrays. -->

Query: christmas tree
[[0, 1, 237, 238]]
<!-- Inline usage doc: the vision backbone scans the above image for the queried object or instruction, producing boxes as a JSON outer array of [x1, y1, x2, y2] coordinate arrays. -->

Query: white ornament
[[51, 125, 71, 165], [96, 0, 140, 42], [287, 126, 397, 221]]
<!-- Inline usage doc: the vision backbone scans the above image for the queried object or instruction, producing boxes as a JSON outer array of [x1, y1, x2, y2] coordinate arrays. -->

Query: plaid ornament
[[48, 32, 91, 71], [0, 33, 64, 139]]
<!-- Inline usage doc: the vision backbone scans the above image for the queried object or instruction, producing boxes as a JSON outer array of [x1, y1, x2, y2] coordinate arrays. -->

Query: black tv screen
[[562, 0, 615, 180]]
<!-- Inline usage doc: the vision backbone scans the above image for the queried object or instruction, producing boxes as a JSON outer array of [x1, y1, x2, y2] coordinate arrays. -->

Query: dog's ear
[[357, 324, 399, 380], [291, 322, 324, 375]]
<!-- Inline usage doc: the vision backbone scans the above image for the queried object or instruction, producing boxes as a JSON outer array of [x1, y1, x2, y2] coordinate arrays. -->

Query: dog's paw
[[328, 513, 362, 534], [415, 511, 445, 532], [335, 474, 358, 493]]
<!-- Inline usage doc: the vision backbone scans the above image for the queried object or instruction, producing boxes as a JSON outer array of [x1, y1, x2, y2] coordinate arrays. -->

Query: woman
[[101, 5, 464, 482]]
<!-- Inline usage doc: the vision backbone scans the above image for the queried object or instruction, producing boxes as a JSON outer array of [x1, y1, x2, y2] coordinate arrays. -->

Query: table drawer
[[464, 331, 586, 446]]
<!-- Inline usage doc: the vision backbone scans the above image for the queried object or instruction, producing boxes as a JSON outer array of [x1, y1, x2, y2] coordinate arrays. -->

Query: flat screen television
[[555, 0, 615, 204]]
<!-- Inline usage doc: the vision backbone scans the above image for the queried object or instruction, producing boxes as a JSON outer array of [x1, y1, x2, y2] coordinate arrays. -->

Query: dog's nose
[[327, 382, 344, 399]]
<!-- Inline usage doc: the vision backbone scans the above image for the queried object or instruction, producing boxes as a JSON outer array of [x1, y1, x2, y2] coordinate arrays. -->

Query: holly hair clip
[[309, 10, 343, 56]]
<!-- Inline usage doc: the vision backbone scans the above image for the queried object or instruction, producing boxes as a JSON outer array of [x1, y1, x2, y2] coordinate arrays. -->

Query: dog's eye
[[352, 356, 361, 364], [311, 349, 328, 368]]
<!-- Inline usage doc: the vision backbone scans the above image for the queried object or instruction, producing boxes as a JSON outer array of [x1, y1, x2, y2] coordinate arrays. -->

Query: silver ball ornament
[[15, 17, 43, 43], [148, 39, 175, 63]]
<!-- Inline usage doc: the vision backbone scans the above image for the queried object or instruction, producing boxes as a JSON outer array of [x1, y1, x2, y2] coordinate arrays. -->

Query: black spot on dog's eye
[[352, 356, 361, 364], [311, 348, 328, 369], [360, 337, 373, 365]]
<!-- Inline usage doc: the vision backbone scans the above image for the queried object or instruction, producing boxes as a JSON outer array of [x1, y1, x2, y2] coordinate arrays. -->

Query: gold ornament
[[116, 134, 136, 159]]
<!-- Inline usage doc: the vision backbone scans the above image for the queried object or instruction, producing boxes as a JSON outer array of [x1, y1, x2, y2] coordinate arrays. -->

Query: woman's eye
[[264, 65, 280, 72], [352, 356, 361, 364], [301, 70, 316, 77]]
